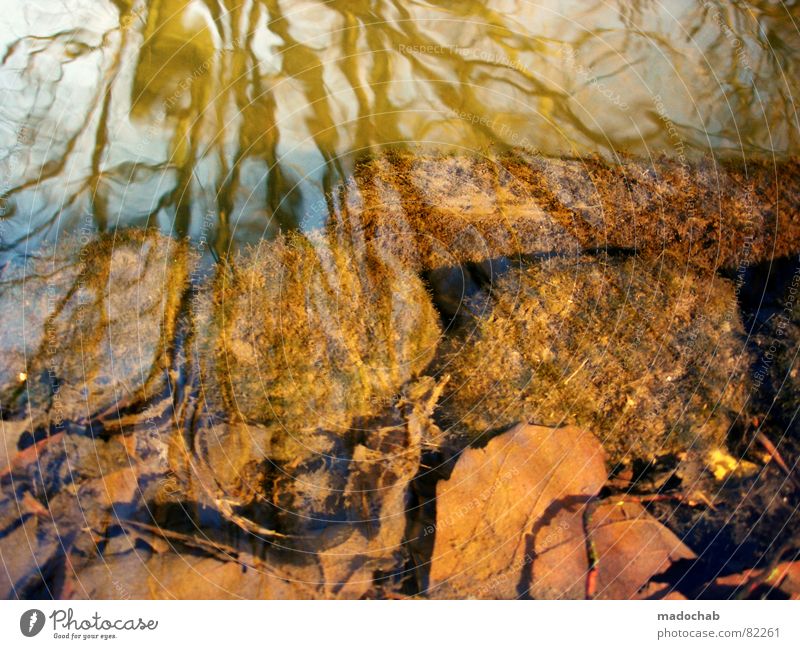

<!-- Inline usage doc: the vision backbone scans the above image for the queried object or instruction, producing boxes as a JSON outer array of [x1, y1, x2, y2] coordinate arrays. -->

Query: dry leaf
[[582, 501, 694, 599], [70, 550, 318, 600], [0, 516, 61, 598], [0, 419, 30, 475], [428, 423, 606, 598], [428, 423, 695, 599]]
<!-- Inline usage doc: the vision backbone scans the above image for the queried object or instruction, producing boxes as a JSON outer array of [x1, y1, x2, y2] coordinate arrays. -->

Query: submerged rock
[[333, 152, 800, 273], [196, 231, 441, 433], [0, 230, 190, 430], [182, 232, 441, 540], [165, 376, 441, 552], [434, 254, 752, 462]]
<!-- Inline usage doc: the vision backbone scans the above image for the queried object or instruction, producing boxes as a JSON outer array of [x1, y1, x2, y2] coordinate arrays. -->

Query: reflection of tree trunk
[[333, 152, 800, 273]]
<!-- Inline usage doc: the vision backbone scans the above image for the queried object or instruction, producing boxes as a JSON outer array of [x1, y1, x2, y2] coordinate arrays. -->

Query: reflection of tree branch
[[1, 27, 127, 210], [89, 28, 134, 232]]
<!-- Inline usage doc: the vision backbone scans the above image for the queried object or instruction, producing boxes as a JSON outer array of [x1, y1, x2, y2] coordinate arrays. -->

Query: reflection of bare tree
[[0, 0, 798, 255]]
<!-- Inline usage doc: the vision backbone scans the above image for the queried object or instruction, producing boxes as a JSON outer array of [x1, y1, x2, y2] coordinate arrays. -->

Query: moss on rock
[[196, 231, 442, 435], [333, 151, 800, 273], [435, 254, 751, 462]]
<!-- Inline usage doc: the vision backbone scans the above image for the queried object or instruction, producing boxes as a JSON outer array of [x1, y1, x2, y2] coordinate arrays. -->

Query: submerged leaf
[[428, 423, 606, 598]]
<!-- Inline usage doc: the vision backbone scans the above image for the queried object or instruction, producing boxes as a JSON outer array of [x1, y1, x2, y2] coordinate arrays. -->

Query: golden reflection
[[0, 0, 798, 255]]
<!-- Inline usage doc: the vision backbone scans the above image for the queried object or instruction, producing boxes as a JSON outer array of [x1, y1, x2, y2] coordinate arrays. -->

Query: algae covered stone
[[197, 231, 441, 434], [0, 229, 190, 428], [435, 254, 751, 462]]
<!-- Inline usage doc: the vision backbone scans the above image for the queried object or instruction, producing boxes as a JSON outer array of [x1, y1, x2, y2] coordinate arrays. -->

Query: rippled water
[[0, 0, 798, 257]]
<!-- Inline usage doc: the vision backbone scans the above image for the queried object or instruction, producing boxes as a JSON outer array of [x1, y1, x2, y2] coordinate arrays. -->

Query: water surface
[[0, 0, 798, 257]]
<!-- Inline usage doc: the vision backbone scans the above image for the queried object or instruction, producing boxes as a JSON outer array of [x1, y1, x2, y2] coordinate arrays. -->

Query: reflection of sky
[[0, 0, 798, 256]]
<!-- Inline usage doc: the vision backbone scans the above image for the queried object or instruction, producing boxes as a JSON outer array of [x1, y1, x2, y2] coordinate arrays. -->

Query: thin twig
[[756, 431, 800, 489]]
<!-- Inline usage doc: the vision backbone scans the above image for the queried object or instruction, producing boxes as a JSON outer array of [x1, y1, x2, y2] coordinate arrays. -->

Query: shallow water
[[1, 1, 800, 601], [0, 0, 798, 258]]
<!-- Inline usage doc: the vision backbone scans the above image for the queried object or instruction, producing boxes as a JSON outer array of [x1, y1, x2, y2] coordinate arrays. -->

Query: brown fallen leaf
[[0, 418, 30, 475], [428, 423, 695, 599], [0, 432, 65, 480], [20, 491, 49, 518], [766, 562, 800, 598], [69, 549, 319, 599], [428, 423, 607, 598], [88, 467, 141, 508], [636, 581, 688, 600], [582, 501, 695, 599], [0, 516, 61, 598]]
